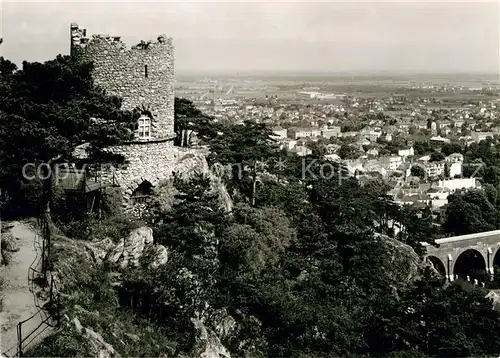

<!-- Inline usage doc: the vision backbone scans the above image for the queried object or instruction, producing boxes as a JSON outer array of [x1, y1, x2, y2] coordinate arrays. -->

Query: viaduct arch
[[422, 230, 500, 282]]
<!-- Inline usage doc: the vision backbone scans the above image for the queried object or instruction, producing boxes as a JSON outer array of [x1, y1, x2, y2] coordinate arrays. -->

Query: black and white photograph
[[0, 0, 500, 356]]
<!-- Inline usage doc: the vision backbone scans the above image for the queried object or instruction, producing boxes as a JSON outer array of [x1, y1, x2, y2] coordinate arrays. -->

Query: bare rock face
[[374, 233, 428, 288], [210, 309, 237, 341], [106, 227, 153, 268], [106, 239, 125, 264], [190, 316, 231, 358], [73, 225, 169, 271], [143, 244, 168, 269], [485, 291, 500, 311], [210, 176, 233, 214], [152, 153, 233, 215]]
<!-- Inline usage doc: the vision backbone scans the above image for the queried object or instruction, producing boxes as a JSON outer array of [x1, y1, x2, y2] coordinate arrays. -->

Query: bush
[[101, 187, 123, 217], [26, 255, 178, 357], [58, 212, 146, 242], [94, 215, 146, 242], [24, 327, 94, 357]]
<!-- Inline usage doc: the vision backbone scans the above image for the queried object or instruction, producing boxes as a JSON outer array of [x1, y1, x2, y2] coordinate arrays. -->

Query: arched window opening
[[138, 115, 151, 140], [131, 181, 153, 204]]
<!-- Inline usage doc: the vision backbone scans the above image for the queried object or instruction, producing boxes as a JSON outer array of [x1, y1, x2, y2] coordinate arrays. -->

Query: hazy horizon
[[1, 0, 499, 76]]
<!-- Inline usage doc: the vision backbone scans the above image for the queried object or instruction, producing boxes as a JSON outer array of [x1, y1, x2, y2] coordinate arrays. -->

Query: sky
[[0, 0, 499, 75]]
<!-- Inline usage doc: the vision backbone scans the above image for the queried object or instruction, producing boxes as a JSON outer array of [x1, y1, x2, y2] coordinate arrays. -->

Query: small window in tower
[[138, 115, 151, 140], [144, 65, 148, 78]]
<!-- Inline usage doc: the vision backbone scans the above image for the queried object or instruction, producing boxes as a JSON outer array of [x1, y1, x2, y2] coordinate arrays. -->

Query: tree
[[465, 138, 499, 167], [307, 141, 327, 158], [174, 97, 218, 147], [483, 183, 499, 207], [219, 203, 296, 284], [151, 172, 227, 253], [414, 140, 433, 155], [443, 189, 499, 235], [339, 144, 361, 160], [441, 142, 462, 156], [396, 205, 439, 254], [142, 172, 228, 330], [411, 165, 426, 180], [208, 120, 279, 206], [367, 267, 500, 357], [430, 151, 445, 162], [483, 165, 500, 186]]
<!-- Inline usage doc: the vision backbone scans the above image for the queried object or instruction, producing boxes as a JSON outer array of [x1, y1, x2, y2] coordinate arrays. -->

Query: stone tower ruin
[[70, 23, 174, 139], [70, 23, 186, 212]]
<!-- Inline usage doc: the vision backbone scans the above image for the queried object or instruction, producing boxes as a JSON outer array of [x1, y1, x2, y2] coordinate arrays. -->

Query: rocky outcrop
[[79, 227, 169, 270], [83, 238, 115, 264], [210, 309, 237, 341], [150, 151, 233, 215], [374, 234, 429, 288], [71, 317, 119, 358], [106, 227, 153, 268], [53, 226, 169, 278], [485, 290, 500, 311], [143, 244, 168, 269]]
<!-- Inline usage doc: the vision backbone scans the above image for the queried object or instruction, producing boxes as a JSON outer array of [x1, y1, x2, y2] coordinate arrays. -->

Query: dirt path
[[0, 221, 52, 357]]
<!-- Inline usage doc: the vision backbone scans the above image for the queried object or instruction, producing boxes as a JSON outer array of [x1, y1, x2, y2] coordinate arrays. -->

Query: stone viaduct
[[422, 230, 500, 282]]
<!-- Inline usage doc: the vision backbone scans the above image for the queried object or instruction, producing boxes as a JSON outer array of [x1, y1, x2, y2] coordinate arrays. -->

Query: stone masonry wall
[[70, 23, 174, 140], [100, 143, 209, 212]]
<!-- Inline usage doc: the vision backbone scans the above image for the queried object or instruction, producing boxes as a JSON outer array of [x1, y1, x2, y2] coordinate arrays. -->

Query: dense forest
[[3, 54, 500, 357]]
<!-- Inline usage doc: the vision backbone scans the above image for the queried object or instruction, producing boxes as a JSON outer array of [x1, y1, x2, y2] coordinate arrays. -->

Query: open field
[[175, 73, 500, 107]]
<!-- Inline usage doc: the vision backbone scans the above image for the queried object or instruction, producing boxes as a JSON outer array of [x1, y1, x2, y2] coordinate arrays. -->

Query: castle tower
[[70, 23, 174, 140], [70, 23, 184, 213]]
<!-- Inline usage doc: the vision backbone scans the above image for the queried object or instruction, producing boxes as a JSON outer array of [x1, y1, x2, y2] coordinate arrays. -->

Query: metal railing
[[2, 216, 62, 357], [15, 274, 61, 357]]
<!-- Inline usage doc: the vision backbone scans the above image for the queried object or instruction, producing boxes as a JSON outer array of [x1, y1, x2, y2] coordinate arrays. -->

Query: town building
[[321, 126, 341, 139], [381, 156, 403, 171], [287, 127, 321, 139], [277, 138, 297, 151], [430, 136, 451, 144], [367, 148, 379, 157], [445, 153, 464, 164], [290, 145, 312, 156], [424, 161, 446, 178], [448, 162, 463, 178], [436, 178, 481, 192], [325, 154, 341, 162], [398, 146, 414, 158], [297, 91, 320, 99], [272, 126, 288, 138], [471, 131, 494, 143], [340, 131, 358, 138]]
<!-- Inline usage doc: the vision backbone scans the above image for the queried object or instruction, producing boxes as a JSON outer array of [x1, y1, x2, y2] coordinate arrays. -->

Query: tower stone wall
[[70, 23, 189, 213], [70, 23, 174, 140]]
